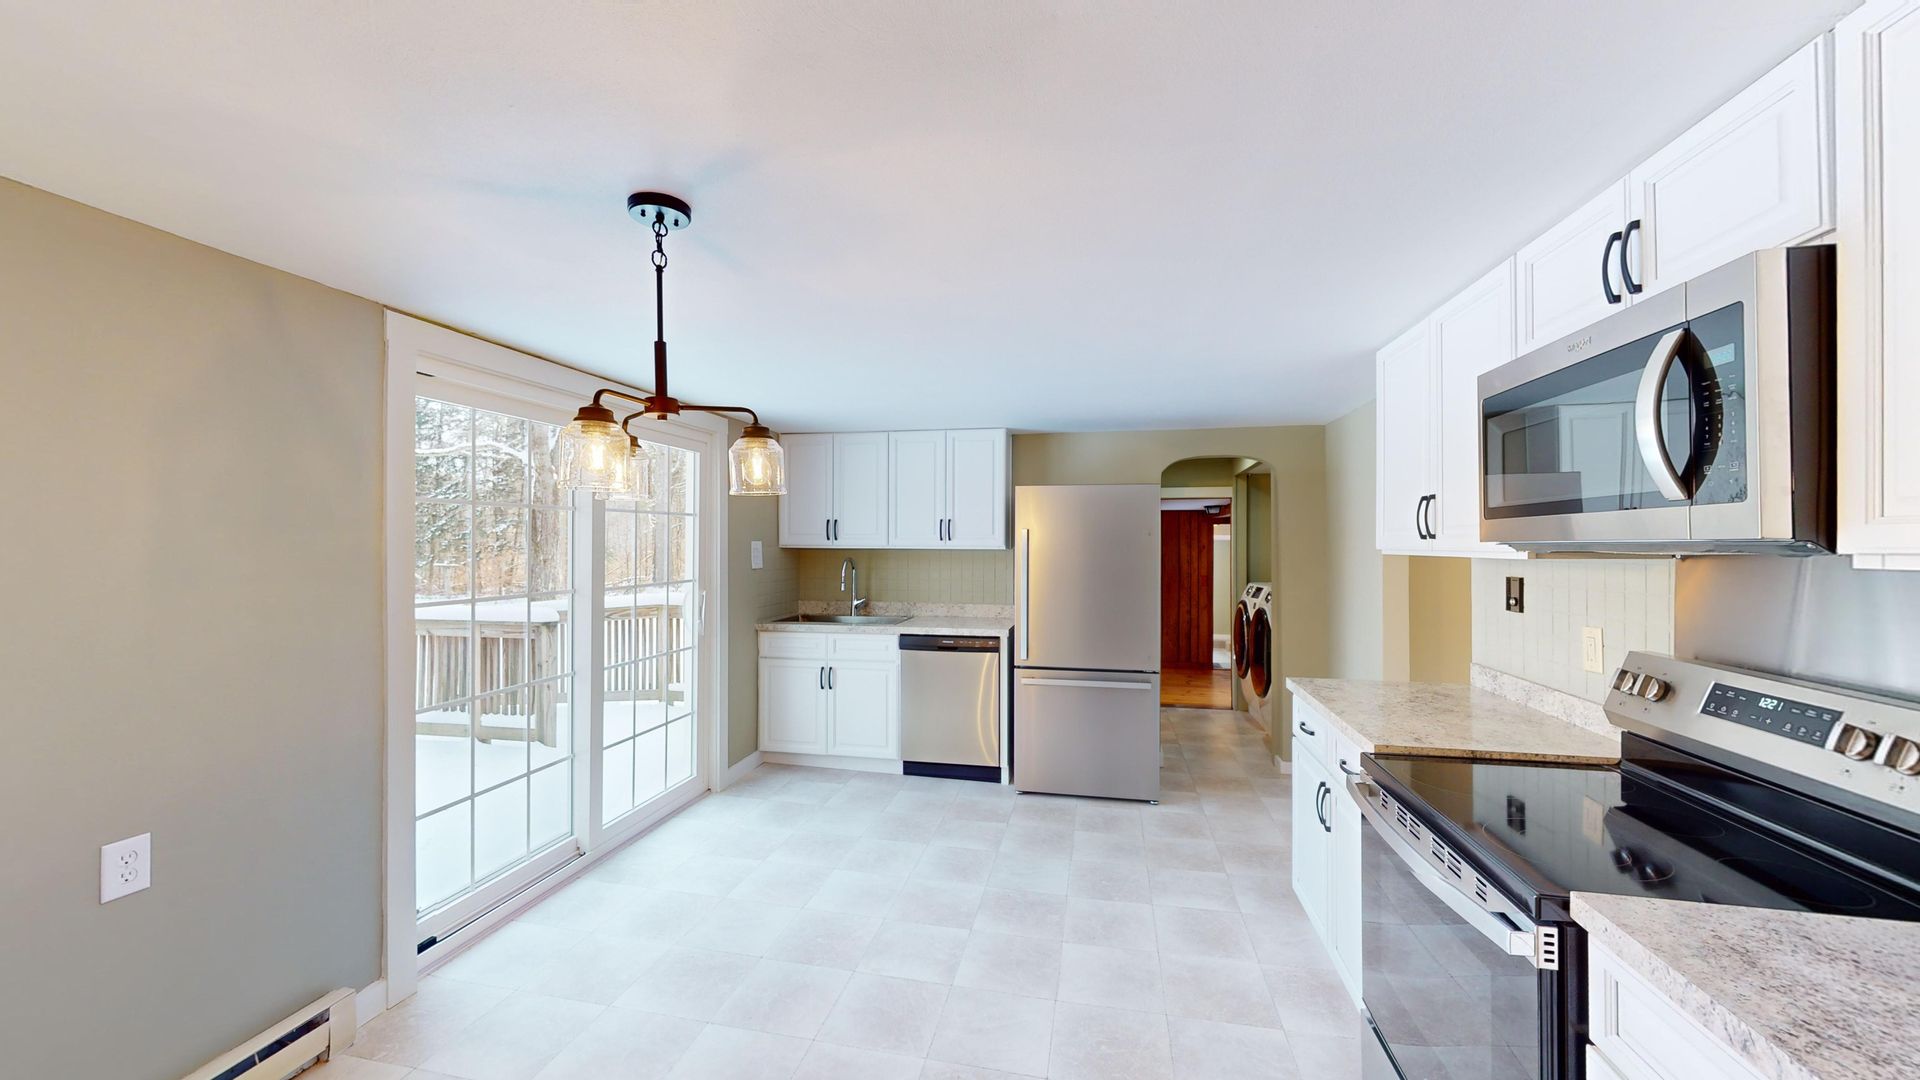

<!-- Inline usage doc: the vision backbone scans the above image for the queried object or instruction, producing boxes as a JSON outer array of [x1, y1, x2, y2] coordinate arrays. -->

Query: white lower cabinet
[[1587, 939, 1766, 1080], [758, 632, 900, 760], [824, 660, 900, 758], [1290, 699, 1364, 1005]]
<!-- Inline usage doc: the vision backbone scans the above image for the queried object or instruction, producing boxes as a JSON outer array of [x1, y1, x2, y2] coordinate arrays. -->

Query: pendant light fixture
[[559, 192, 786, 497]]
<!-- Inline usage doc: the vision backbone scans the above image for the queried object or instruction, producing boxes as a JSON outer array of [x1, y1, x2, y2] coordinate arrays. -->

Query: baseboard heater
[[179, 988, 356, 1080]]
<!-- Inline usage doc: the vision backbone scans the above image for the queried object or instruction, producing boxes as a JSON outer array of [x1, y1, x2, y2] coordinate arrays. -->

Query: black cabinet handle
[[1298, 720, 1316, 737], [828, 666, 835, 690], [1414, 496, 1427, 541], [1423, 493, 1436, 540], [1602, 230, 1624, 305], [1621, 219, 1643, 295], [819, 666, 825, 690]]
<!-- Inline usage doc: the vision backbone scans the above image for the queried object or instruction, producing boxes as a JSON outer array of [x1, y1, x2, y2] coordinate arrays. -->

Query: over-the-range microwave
[[1477, 245, 1834, 555]]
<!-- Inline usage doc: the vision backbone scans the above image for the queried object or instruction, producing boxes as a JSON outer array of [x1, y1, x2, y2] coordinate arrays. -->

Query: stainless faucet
[[840, 557, 868, 615]]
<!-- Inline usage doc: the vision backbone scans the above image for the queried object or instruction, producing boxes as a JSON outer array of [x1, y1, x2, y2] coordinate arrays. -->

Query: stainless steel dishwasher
[[899, 635, 1001, 782]]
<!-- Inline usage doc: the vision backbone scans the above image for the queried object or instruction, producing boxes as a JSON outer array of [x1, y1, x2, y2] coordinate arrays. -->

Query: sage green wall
[[1323, 401, 1386, 680], [0, 177, 384, 1079], [1012, 426, 1328, 752], [795, 547, 1013, 606], [727, 468, 798, 767]]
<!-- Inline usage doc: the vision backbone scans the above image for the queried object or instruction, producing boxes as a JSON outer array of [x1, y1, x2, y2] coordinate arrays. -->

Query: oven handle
[[1349, 776, 1544, 968], [1633, 328, 1694, 502]]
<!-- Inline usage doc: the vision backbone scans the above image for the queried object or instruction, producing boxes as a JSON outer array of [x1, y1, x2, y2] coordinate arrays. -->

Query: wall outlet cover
[[750, 540, 764, 570], [1581, 626, 1605, 673], [101, 832, 151, 903]]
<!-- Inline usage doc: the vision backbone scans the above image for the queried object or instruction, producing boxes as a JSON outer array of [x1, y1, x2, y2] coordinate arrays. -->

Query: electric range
[[1350, 652, 1920, 1080]]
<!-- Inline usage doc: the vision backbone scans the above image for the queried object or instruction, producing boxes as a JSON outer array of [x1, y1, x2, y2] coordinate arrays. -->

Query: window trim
[[382, 312, 731, 1007]]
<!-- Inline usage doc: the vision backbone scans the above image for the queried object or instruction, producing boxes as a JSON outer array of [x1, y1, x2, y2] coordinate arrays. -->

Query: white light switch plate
[[1581, 627, 1604, 674], [750, 540, 763, 570], [101, 833, 151, 903]]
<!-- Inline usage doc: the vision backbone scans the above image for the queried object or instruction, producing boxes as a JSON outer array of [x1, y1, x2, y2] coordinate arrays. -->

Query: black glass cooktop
[[1365, 736, 1920, 922]]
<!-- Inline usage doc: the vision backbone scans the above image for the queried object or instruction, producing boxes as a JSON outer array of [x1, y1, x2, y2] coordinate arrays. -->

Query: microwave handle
[[1634, 328, 1693, 502]]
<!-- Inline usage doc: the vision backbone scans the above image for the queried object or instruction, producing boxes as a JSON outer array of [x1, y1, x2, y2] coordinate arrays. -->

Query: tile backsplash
[[796, 547, 1015, 607], [1471, 558, 1674, 702]]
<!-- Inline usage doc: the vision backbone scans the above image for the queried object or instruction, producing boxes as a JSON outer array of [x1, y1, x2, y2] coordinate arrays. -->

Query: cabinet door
[[1838, 0, 1920, 567], [760, 658, 827, 753], [831, 433, 890, 547], [1290, 754, 1332, 935], [1430, 259, 1522, 557], [778, 434, 834, 547], [1328, 768, 1363, 1005], [1515, 180, 1630, 352], [1375, 320, 1434, 554], [826, 661, 899, 758], [1627, 39, 1832, 300], [945, 429, 1008, 549], [889, 430, 946, 548]]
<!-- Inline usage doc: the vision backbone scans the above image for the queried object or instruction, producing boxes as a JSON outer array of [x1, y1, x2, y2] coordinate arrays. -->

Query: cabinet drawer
[[1328, 728, 1365, 795], [760, 632, 828, 659], [1290, 698, 1332, 768], [1588, 942, 1765, 1080], [829, 634, 899, 660]]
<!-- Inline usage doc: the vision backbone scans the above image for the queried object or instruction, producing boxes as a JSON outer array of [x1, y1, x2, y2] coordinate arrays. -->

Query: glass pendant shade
[[729, 426, 786, 496], [621, 437, 654, 502], [558, 407, 632, 497]]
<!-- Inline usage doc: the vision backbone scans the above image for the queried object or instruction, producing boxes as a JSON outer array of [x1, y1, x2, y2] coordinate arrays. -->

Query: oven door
[[1352, 778, 1551, 1080]]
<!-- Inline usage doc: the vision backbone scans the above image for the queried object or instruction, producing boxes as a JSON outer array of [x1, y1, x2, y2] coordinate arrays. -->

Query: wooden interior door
[[1160, 510, 1214, 667]]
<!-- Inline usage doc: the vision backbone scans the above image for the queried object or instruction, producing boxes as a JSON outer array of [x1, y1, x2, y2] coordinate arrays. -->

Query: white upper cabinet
[[1376, 320, 1434, 553], [777, 432, 891, 548], [1375, 261, 1522, 558], [944, 429, 1010, 549], [778, 433, 834, 547], [1837, 0, 1920, 569], [1516, 181, 1631, 352], [1431, 260, 1518, 554], [888, 430, 946, 547], [1625, 38, 1833, 300], [831, 433, 891, 547]]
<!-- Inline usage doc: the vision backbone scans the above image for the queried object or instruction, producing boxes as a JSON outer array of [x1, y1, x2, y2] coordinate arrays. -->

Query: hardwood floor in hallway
[[1161, 664, 1232, 710]]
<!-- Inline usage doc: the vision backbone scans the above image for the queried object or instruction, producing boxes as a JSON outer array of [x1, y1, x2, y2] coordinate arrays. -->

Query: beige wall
[[1408, 557, 1472, 683], [1323, 402, 1386, 680], [1472, 558, 1675, 701], [1013, 426, 1328, 750], [795, 547, 1013, 607], [0, 178, 384, 1079], [727, 476, 798, 766]]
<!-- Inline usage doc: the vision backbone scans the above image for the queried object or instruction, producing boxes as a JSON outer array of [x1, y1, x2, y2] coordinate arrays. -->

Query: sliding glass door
[[408, 392, 710, 939]]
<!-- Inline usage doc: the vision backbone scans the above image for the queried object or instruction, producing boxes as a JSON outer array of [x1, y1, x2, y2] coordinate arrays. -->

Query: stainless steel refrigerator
[[1013, 484, 1161, 802]]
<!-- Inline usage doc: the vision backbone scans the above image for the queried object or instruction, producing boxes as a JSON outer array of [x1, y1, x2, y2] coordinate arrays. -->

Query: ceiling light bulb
[[729, 425, 786, 496]]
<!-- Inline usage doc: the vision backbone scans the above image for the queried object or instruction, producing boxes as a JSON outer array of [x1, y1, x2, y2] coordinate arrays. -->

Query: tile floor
[[321, 708, 1366, 1080]]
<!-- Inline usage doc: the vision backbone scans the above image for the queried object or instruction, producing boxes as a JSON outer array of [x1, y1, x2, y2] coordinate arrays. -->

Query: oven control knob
[[1636, 676, 1671, 702], [1883, 736, 1920, 777], [1612, 669, 1642, 694], [1832, 723, 1880, 762]]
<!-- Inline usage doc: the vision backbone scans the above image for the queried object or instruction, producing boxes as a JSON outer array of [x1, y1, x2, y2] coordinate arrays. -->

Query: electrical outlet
[[100, 833, 151, 903], [1581, 626, 1605, 674]]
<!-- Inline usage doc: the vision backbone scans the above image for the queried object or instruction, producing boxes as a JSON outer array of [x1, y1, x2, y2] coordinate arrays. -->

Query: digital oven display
[[1700, 682, 1842, 747]]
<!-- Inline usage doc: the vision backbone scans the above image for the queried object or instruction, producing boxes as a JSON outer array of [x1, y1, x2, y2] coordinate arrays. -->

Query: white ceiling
[[0, 1, 1853, 432]]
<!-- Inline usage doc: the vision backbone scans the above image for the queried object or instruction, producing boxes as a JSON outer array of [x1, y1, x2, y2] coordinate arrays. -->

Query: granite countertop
[[1574, 893, 1920, 1080], [756, 615, 1014, 637], [1284, 678, 1620, 764]]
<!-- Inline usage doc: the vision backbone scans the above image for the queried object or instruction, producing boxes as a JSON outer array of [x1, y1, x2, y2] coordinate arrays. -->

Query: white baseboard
[[762, 751, 905, 774], [716, 750, 765, 790], [353, 980, 387, 1032]]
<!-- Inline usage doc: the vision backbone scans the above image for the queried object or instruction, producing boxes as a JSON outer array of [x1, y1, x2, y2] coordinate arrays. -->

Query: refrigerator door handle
[[1018, 527, 1031, 661], [1018, 677, 1153, 690]]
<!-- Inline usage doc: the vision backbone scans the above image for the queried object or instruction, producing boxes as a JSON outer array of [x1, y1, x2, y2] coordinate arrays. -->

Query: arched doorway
[[1159, 456, 1270, 713]]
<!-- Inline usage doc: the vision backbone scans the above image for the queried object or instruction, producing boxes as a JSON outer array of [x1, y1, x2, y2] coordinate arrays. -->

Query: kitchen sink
[[771, 614, 910, 626]]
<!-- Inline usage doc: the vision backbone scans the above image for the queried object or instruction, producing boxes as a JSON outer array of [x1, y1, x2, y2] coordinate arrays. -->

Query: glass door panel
[[413, 398, 576, 925], [599, 442, 701, 828]]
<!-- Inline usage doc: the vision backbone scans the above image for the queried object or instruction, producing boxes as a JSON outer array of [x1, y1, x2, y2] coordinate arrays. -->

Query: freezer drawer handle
[[1018, 677, 1152, 691]]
